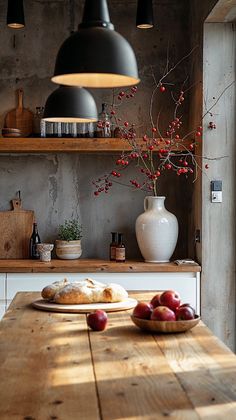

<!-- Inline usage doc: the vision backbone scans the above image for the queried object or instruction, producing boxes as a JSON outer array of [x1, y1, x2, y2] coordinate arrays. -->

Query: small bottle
[[29, 222, 41, 259], [33, 107, 41, 137], [96, 103, 111, 138], [110, 232, 118, 261], [40, 107, 46, 138], [116, 233, 126, 262]]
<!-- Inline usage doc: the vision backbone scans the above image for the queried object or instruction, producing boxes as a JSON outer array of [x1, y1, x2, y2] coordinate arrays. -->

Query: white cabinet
[[0, 274, 6, 320], [6, 271, 200, 313]]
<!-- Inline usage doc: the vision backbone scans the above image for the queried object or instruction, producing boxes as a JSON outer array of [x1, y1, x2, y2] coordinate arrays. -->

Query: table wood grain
[[0, 291, 235, 420]]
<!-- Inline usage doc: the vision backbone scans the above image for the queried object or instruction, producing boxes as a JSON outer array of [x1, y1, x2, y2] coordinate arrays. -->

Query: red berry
[[148, 145, 154, 151], [111, 171, 117, 176], [189, 144, 194, 150], [152, 127, 157, 133], [124, 121, 129, 127], [175, 134, 180, 140], [94, 191, 99, 196], [160, 85, 166, 92], [196, 131, 201, 137], [205, 164, 209, 169]]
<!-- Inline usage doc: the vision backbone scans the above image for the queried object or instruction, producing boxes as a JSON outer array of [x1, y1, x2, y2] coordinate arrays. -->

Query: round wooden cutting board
[[32, 297, 137, 313]]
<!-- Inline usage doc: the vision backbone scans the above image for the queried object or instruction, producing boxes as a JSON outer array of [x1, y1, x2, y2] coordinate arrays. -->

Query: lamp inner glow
[[52, 73, 140, 88]]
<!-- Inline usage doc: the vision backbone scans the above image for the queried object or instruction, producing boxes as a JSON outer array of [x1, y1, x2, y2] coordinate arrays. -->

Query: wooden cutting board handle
[[17, 89, 23, 111], [12, 199, 22, 211]]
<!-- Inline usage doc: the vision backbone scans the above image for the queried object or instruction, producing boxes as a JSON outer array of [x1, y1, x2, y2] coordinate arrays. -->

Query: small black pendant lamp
[[52, 0, 140, 88], [136, 0, 154, 29], [43, 86, 98, 123], [7, 0, 25, 29]]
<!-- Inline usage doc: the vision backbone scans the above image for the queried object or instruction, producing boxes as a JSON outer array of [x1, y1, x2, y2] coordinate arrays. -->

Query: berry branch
[[92, 48, 234, 197]]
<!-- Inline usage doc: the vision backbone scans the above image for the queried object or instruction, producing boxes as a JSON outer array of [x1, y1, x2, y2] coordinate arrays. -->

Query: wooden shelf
[[0, 137, 191, 153], [0, 259, 201, 273]]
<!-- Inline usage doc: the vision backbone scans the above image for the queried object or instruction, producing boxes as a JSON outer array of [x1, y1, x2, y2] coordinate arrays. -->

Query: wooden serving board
[[32, 297, 137, 313], [0, 199, 34, 259], [4, 89, 33, 137]]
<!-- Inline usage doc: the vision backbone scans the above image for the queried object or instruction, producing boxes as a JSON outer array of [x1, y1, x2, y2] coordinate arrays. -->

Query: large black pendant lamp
[[52, 0, 140, 88], [136, 0, 154, 29], [43, 86, 98, 122], [7, 0, 25, 29]]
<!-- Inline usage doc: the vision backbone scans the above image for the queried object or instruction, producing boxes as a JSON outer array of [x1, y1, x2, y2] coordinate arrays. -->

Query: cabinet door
[[0, 274, 5, 300], [0, 274, 6, 319], [6, 273, 81, 299], [6, 272, 200, 312]]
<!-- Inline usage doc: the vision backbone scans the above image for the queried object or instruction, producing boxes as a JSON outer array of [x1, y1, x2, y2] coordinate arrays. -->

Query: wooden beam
[[206, 0, 236, 22]]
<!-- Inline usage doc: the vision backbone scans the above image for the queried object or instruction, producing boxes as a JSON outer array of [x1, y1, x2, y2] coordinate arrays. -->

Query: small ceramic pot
[[37, 243, 54, 262], [55, 239, 82, 260]]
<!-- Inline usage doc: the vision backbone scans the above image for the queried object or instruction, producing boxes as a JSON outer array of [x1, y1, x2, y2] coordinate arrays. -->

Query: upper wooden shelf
[[0, 259, 201, 273], [0, 137, 191, 153]]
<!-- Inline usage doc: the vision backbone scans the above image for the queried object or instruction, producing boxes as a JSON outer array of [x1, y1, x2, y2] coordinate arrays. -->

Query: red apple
[[150, 293, 162, 308], [133, 302, 153, 319], [176, 305, 195, 320], [87, 310, 108, 331], [151, 306, 176, 321], [179, 303, 195, 316], [159, 290, 181, 311]]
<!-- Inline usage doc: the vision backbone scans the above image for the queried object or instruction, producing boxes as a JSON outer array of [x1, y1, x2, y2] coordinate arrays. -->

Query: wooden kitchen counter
[[0, 258, 201, 273], [0, 291, 235, 419]]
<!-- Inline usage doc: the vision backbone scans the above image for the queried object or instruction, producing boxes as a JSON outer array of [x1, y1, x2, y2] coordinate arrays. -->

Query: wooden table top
[[0, 291, 235, 420]]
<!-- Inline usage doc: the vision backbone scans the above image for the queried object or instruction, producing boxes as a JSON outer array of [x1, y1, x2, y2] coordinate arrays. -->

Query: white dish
[[32, 297, 137, 313]]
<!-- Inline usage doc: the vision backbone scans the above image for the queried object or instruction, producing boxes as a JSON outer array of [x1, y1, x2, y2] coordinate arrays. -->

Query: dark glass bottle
[[110, 232, 118, 261], [29, 223, 41, 259], [115, 233, 126, 262]]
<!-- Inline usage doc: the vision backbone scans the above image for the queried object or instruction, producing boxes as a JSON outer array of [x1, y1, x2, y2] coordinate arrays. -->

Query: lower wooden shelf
[[0, 137, 191, 153], [0, 259, 201, 273]]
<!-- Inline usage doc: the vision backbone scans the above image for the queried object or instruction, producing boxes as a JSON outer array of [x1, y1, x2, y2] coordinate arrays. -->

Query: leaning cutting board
[[0, 199, 34, 259], [4, 89, 33, 137]]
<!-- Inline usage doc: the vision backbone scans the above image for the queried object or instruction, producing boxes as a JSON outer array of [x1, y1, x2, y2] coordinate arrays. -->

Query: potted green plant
[[55, 219, 82, 260]]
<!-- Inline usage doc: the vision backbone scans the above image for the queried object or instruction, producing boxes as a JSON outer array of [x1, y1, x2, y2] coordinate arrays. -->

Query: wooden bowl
[[130, 315, 200, 333], [2, 128, 22, 137]]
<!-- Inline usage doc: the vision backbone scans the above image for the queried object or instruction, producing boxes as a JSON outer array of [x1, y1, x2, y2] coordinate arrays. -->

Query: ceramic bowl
[[130, 315, 200, 333]]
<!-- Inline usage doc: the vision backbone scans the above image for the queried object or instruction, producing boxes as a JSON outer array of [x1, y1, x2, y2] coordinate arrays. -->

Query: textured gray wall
[[0, 0, 192, 260]]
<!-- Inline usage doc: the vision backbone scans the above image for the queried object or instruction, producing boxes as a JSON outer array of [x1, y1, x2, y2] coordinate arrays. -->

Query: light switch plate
[[211, 191, 222, 203]]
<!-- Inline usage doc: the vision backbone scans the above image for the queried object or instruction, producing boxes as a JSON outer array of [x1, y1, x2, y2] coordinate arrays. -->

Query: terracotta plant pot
[[55, 239, 82, 260]]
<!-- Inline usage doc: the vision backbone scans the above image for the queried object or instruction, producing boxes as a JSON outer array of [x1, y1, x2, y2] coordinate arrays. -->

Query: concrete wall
[[202, 22, 236, 350], [0, 0, 193, 260], [189, 0, 236, 350]]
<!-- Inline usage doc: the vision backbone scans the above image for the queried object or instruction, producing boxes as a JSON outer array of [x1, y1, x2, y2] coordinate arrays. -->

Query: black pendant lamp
[[43, 86, 98, 123], [136, 0, 154, 29], [52, 0, 140, 88], [7, 0, 25, 29]]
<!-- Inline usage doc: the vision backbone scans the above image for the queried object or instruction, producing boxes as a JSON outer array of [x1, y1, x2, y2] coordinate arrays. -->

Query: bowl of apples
[[131, 290, 200, 333]]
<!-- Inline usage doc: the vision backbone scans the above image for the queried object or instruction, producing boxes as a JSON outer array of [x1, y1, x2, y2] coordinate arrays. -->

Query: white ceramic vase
[[135, 196, 178, 263]]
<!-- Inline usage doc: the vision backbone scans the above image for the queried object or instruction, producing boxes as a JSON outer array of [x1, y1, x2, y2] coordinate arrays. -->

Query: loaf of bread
[[41, 278, 69, 300], [43, 277, 128, 304]]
